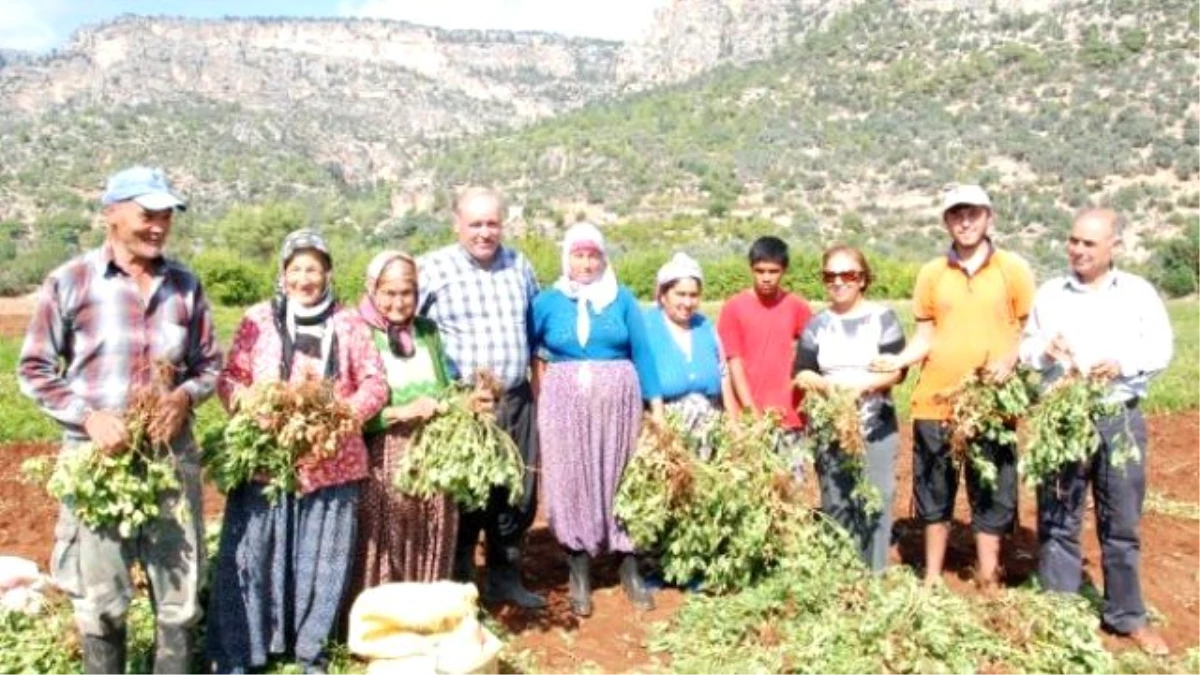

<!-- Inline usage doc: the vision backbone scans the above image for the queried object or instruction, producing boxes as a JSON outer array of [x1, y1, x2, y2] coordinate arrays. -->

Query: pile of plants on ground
[[623, 389, 1181, 674]]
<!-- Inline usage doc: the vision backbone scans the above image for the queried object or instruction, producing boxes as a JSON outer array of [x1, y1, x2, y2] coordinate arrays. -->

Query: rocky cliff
[[614, 0, 1071, 88], [1, 16, 623, 131]]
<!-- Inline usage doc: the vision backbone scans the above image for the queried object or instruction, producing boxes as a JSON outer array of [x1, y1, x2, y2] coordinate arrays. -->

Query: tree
[[1147, 221, 1199, 297]]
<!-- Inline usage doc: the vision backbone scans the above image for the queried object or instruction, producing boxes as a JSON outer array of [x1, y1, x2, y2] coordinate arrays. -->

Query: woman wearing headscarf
[[349, 250, 457, 594], [792, 245, 907, 573], [207, 230, 388, 674], [642, 252, 736, 459], [532, 222, 664, 617]]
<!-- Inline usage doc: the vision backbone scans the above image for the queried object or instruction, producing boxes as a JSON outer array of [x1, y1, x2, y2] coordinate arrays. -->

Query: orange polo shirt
[[910, 246, 1035, 421]]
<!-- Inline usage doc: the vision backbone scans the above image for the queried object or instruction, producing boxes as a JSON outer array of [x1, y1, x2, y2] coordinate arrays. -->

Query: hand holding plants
[[83, 410, 130, 455]]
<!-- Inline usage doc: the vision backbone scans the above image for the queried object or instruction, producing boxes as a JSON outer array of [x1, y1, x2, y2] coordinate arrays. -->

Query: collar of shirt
[[453, 243, 512, 272], [94, 244, 169, 279], [1064, 267, 1120, 293], [945, 238, 995, 276]]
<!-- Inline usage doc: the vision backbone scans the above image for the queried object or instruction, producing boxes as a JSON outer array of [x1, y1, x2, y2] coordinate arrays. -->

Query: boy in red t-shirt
[[717, 236, 813, 434]]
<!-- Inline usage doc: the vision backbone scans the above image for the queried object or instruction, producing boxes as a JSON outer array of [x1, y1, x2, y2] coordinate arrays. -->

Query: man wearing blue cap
[[18, 166, 221, 674]]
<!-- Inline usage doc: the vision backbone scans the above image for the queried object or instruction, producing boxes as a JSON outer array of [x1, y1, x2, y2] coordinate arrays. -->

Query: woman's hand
[[382, 397, 444, 427], [793, 370, 827, 392], [868, 354, 906, 373]]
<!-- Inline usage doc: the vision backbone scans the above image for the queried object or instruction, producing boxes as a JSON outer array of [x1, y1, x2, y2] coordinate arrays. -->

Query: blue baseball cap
[[100, 166, 187, 212]]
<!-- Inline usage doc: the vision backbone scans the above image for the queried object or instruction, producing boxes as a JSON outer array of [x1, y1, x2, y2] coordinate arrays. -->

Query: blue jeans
[[1037, 405, 1148, 633]]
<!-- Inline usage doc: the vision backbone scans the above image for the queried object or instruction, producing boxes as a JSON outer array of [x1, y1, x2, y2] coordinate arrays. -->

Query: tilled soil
[[2, 411, 1196, 673]]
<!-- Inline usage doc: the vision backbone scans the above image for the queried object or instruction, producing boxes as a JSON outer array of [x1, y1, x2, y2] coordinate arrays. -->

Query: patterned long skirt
[[347, 428, 458, 598], [538, 360, 643, 556], [206, 482, 358, 671]]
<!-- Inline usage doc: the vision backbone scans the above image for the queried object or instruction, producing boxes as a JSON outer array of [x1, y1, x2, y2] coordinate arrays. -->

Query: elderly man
[[19, 166, 221, 673], [1020, 208, 1173, 655], [871, 184, 1036, 589], [417, 187, 545, 609]]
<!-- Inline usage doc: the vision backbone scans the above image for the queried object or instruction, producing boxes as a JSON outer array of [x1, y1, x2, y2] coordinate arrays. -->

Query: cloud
[[338, 0, 665, 42], [0, 0, 73, 51]]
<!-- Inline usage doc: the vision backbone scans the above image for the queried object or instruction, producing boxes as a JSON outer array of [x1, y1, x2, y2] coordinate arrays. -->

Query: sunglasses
[[822, 270, 863, 284]]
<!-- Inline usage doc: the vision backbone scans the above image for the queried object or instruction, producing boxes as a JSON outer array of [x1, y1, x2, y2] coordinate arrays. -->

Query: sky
[[0, 0, 668, 52]]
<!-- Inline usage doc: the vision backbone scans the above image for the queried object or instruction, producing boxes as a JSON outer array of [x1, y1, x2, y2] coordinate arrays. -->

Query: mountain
[[0, 15, 625, 222], [0, 49, 34, 68], [419, 0, 1199, 271], [0, 0, 1195, 288]]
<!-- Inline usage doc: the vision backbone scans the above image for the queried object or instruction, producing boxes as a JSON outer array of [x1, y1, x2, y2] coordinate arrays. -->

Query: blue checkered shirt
[[417, 244, 539, 389]]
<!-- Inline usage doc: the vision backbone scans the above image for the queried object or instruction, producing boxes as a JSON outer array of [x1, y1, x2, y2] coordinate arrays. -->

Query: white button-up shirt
[[1020, 269, 1173, 404]]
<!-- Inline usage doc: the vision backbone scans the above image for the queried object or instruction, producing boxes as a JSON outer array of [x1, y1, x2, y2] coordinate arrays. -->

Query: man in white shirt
[[1020, 208, 1173, 656]]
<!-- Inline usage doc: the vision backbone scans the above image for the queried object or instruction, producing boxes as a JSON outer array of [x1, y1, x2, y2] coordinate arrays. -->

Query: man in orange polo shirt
[[871, 184, 1035, 589]]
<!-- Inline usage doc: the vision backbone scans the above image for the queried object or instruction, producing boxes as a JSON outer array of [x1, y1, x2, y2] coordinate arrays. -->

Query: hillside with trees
[[0, 0, 1195, 299], [423, 0, 1199, 279]]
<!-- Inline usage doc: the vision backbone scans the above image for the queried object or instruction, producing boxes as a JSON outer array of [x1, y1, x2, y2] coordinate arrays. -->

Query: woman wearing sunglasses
[[792, 245, 907, 573]]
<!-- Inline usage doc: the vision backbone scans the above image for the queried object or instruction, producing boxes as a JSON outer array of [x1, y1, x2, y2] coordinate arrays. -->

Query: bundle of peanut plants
[[393, 371, 525, 511], [21, 362, 184, 538], [801, 386, 881, 513], [201, 378, 358, 503], [937, 365, 1040, 488], [1021, 371, 1135, 487], [615, 412, 805, 592]]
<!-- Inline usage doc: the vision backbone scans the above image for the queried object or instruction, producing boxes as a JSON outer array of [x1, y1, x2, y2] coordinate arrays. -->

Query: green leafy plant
[[650, 514, 1116, 674], [938, 366, 1040, 488], [201, 378, 359, 504], [616, 412, 804, 592], [801, 386, 882, 513], [393, 373, 525, 511], [20, 362, 186, 538], [1021, 372, 1132, 487]]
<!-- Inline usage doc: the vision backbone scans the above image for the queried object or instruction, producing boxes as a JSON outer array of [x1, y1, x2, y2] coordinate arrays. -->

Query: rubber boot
[[483, 543, 547, 610], [152, 625, 191, 674], [82, 627, 127, 675], [619, 555, 655, 610], [452, 539, 478, 585], [566, 550, 593, 617]]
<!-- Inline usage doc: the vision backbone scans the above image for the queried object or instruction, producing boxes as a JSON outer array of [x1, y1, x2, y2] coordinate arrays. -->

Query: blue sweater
[[532, 285, 662, 400], [643, 306, 723, 401]]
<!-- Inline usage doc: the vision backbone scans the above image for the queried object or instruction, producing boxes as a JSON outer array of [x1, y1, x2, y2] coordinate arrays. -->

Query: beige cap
[[942, 184, 992, 214]]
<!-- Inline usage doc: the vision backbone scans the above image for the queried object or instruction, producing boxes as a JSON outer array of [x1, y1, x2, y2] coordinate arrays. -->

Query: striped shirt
[[18, 246, 222, 440], [1020, 269, 1173, 404], [417, 243, 539, 389]]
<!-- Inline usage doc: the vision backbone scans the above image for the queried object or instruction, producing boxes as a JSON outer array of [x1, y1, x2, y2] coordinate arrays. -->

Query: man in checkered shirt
[[18, 166, 221, 673], [418, 186, 545, 609]]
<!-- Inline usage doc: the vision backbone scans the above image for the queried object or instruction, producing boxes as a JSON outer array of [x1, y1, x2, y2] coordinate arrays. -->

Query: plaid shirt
[[417, 243, 539, 389], [18, 246, 222, 440]]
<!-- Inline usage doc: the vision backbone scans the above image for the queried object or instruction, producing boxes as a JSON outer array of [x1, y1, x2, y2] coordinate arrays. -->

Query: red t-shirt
[[717, 289, 813, 429]]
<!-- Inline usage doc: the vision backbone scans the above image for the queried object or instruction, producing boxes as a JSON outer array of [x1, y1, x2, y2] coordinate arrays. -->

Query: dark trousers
[[1037, 406, 1148, 633], [457, 381, 539, 555]]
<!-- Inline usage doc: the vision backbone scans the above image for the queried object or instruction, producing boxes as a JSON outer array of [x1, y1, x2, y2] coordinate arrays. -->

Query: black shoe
[[566, 550, 593, 617], [82, 627, 127, 675], [619, 555, 655, 610]]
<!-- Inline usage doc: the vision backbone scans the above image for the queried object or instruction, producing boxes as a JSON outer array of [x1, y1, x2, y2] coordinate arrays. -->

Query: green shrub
[[189, 250, 273, 306]]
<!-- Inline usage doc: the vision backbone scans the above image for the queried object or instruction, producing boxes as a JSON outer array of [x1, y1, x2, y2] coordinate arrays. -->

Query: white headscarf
[[553, 222, 619, 347], [655, 252, 704, 299]]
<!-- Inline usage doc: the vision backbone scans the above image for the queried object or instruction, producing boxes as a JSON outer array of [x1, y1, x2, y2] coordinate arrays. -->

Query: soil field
[[2, 412, 1196, 672]]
